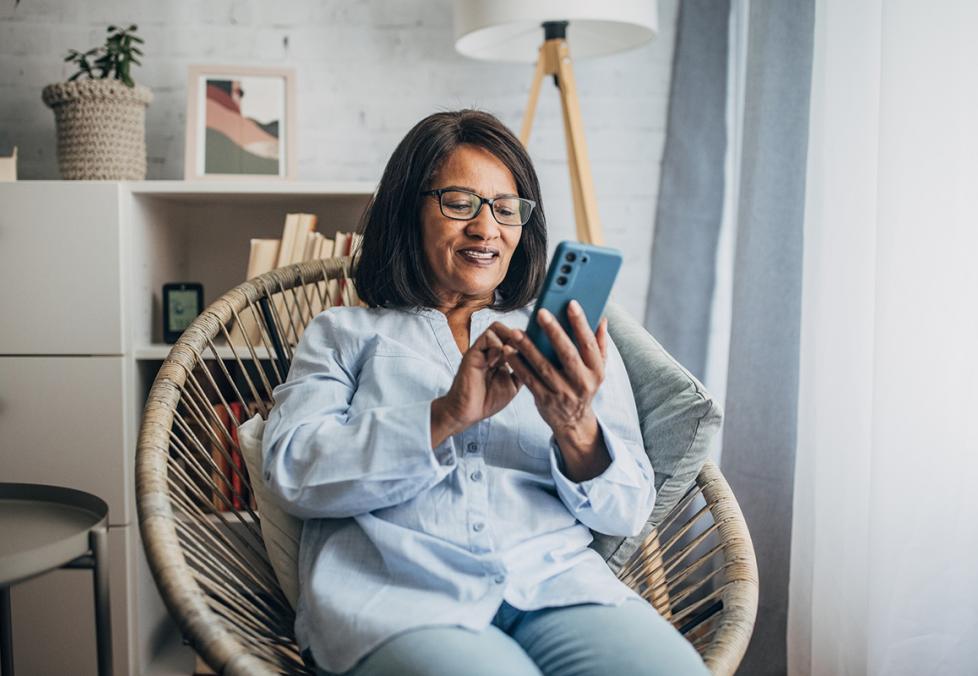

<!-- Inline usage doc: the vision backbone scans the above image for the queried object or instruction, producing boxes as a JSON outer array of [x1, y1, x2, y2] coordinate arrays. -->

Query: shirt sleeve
[[261, 310, 457, 519], [549, 337, 656, 537]]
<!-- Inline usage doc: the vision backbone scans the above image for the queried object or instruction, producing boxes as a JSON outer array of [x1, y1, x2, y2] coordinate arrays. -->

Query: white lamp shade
[[453, 0, 658, 63]]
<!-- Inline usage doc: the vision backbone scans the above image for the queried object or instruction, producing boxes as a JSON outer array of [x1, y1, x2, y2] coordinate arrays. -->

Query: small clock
[[162, 282, 204, 344]]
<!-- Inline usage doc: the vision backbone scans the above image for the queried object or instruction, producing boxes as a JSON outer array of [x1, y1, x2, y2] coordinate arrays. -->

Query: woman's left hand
[[491, 300, 612, 481]]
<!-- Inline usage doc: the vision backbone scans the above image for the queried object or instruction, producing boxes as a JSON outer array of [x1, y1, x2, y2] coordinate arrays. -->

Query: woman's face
[[420, 144, 523, 308]]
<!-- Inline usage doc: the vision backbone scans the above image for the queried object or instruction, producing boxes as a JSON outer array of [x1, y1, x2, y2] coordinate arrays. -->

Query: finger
[[484, 330, 505, 366], [488, 359, 522, 393], [566, 300, 603, 372], [536, 308, 590, 391], [505, 328, 561, 393], [505, 350, 550, 400], [488, 321, 519, 344], [596, 317, 608, 363]]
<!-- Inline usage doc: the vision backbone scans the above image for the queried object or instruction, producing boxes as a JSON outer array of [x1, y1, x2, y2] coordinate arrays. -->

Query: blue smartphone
[[526, 240, 623, 366]]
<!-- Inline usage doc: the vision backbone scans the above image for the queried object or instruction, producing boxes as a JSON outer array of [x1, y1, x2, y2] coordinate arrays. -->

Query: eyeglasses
[[421, 187, 536, 227]]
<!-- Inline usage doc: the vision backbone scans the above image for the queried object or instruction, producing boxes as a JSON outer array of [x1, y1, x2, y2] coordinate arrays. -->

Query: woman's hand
[[430, 327, 521, 447], [496, 300, 613, 481]]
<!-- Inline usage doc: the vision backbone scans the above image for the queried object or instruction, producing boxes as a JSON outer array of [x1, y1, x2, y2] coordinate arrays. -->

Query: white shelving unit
[[0, 180, 374, 675]]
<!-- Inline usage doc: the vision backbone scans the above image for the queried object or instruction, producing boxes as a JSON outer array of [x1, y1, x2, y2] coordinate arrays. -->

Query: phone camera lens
[[565, 252, 577, 262], [556, 276, 568, 286], [560, 264, 572, 274]]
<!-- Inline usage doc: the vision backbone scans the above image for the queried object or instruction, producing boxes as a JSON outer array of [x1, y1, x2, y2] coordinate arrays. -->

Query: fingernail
[[539, 309, 552, 322], [514, 329, 524, 340], [569, 300, 581, 313]]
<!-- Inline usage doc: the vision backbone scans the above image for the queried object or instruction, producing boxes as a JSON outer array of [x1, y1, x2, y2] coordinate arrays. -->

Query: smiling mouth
[[457, 248, 499, 265]]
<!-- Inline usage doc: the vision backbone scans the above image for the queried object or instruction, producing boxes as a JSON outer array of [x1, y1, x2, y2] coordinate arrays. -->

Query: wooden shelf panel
[[126, 180, 376, 202]]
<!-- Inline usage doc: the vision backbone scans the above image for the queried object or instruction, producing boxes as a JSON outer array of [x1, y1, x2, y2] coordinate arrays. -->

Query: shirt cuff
[[549, 413, 644, 510], [422, 398, 458, 471]]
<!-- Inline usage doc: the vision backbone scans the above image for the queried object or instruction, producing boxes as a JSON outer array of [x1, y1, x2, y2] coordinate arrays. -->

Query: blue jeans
[[314, 598, 710, 676]]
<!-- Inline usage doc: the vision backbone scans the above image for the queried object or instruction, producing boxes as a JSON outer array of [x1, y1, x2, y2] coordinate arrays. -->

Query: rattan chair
[[136, 258, 758, 675]]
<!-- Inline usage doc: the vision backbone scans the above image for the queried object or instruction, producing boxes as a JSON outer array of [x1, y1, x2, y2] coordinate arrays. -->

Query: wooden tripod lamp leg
[[553, 40, 604, 245], [519, 30, 605, 245], [520, 49, 547, 146]]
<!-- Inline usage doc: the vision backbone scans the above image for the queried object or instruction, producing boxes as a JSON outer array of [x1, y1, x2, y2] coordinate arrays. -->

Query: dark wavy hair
[[352, 109, 548, 311]]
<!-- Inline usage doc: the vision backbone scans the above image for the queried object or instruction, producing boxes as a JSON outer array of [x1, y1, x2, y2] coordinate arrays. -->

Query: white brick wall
[[0, 0, 677, 319]]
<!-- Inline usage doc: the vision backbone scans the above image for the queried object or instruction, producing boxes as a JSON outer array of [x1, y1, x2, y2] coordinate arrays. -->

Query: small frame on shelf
[[162, 282, 204, 344], [184, 64, 297, 181]]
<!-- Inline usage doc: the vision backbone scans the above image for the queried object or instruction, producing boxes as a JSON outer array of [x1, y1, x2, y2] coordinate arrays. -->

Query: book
[[321, 237, 340, 310], [273, 213, 318, 346], [229, 238, 281, 348], [314, 235, 334, 314], [210, 404, 233, 511], [292, 213, 318, 263], [302, 231, 323, 264], [275, 213, 301, 269], [333, 231, 351, 306], [228, 402, 245, 511], [349, 232, 363, 306]]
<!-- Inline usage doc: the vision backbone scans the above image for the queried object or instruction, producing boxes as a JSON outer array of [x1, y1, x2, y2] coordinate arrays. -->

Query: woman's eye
[[496, 207, 515, 217], [446, 202, 471, 211]]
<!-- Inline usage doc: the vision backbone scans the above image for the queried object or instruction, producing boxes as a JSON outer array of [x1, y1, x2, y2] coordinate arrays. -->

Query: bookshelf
[[0, 180, 374, 676]]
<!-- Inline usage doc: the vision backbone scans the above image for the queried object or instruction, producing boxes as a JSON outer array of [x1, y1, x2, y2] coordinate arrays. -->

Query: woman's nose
[[465, 206, 500, 240]]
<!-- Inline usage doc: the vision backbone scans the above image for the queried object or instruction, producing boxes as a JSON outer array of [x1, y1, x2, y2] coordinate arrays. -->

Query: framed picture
[[184, 65, 297, 181]]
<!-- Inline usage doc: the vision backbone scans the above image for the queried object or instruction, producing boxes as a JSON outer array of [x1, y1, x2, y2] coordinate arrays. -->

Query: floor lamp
[[454, 1, 658, 245]]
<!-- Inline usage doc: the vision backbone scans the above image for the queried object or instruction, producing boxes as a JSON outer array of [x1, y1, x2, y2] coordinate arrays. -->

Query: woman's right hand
[[430, 324, 521, 447]]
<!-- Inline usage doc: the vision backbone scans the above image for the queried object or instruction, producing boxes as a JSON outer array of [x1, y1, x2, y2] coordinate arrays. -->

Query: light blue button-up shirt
[[262, 301, 656, 673]]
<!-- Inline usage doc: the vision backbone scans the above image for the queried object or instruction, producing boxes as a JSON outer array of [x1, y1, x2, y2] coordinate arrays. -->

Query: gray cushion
[[239, 413, 303, 608], [589, 302, 724, 574]]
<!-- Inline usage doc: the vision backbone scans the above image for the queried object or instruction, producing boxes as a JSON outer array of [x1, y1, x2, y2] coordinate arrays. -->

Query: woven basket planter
[[42, 79, 153, 180]]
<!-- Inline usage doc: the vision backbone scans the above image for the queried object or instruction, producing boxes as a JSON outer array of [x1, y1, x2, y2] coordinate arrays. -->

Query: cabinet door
[[0, 356, 130, 526], [0, 182, 124, 354]]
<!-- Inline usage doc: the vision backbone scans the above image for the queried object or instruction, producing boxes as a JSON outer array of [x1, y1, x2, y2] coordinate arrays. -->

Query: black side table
[[0, 483, 112, 676]]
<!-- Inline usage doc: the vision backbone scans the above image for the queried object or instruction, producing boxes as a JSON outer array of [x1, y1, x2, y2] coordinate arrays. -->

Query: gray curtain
[[644, 0, 730, 381], [646, 1, 815, 674], [720, 1, 813, 674]]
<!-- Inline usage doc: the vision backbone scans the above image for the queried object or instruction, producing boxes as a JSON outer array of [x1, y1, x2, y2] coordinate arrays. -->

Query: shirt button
[[469, 470, 483, 482], [494, 574, 506, 584], [467, 442, 479, 453], [472, 522, 485, 532]]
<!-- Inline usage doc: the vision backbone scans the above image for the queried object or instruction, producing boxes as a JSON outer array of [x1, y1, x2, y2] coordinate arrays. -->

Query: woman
[[262, 110, 709, 676]]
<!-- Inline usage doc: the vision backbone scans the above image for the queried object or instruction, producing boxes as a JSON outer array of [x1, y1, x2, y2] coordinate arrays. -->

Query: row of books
[[206, 401, 261, 512], [230, 212, 363, 347], [175, 400, 264, 513]]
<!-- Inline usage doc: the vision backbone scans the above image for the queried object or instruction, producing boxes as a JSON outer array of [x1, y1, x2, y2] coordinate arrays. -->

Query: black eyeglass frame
[[421, 187, 536, 227]]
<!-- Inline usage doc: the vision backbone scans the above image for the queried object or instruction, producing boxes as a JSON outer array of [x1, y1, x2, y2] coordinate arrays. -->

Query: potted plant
[[42, 24, 153, 180]]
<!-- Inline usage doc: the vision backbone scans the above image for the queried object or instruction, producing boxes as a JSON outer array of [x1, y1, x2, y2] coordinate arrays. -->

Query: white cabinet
[[0, 356, 130, 524], [0, 180, 374, 675], [0, 182, 125, 355]]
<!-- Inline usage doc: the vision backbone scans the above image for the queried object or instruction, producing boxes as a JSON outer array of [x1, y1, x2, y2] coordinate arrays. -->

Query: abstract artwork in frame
[[185, 65, 297, 180]]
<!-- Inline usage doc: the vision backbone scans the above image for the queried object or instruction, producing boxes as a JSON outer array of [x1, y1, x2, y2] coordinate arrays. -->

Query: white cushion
[[237, 413, 302, 609]]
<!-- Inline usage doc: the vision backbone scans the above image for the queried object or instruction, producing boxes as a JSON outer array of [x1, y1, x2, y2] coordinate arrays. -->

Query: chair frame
[[136, 258, 758, 675]]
